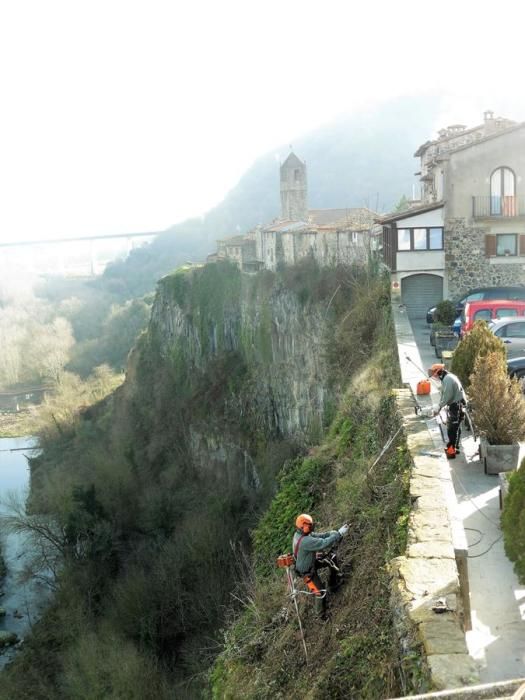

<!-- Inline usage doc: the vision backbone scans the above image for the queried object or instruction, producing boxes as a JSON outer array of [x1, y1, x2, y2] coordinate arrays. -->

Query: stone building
[[255, 207, 377, 272], [215, 150, 378, 272], [381, 111, 525, 318], [280, 152, 308, 221], [210, 233, 262, 272]]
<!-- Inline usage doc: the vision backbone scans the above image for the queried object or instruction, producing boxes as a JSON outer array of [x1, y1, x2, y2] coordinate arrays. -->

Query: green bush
[[252, 456, 326, 575], [502, 459, 525, 583], [450, 320, 506, 389], [469, 352, 525, 444], [434, 300, 457, 325]]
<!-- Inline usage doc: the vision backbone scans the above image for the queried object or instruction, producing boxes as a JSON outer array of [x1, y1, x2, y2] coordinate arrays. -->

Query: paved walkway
[[407, 315, 525, 683]]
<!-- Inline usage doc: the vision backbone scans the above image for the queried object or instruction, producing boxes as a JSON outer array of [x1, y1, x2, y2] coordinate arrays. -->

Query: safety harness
[[293, 532, 323, 596]]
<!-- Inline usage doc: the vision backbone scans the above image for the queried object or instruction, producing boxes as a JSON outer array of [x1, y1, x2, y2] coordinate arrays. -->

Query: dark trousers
[[303, 553, 341, 616], [447, 402, 465, 449]]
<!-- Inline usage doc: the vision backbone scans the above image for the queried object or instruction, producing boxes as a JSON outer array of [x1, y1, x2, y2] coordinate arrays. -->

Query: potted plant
[[469, 351, 525, 474], [450, 320, 506, 390], [431, 300, 459, 356]]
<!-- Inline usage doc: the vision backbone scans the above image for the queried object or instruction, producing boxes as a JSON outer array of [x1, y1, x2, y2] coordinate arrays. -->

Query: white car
[[490, 317, 525, 359]]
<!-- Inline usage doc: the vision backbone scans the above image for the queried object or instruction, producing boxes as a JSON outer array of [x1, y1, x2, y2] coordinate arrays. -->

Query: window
[[397, 227, 443, 251], [495, 308, 518, 319], [398, 228, 411, 250], [496, 234, 517, 256], [413, 228, 427, 250], [506, 322, 525, 337], [474, 309, 492, 322], [294, 169, 301, 182], [486, 234, 525, 257], [429, 228, 443, 249], [490, 167, 516, 215], [352, 231, 358, 243]]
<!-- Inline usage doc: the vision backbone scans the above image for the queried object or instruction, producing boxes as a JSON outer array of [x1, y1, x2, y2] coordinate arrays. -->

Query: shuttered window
[[485, 233, 523, 257]]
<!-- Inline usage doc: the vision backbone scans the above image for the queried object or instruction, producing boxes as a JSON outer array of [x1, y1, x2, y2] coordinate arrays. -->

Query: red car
[[460, 300, 525, 336]]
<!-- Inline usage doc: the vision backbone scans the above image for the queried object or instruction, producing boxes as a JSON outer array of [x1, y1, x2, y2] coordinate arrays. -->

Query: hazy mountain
[[102, 94, 442, 296]]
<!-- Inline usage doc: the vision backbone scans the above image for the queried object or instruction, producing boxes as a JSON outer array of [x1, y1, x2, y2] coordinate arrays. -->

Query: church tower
[[280, 152, 308, 221]]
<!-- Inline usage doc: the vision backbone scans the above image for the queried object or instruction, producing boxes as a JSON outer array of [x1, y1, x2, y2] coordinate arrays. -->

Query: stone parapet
[[390, 388, 479, 692]]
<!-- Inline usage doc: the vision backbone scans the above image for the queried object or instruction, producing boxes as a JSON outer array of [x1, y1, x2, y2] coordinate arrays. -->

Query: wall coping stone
[[390, 301, 479, 692]]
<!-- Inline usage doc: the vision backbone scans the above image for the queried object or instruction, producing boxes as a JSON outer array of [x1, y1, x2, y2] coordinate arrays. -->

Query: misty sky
[[1, 0, 525, 244]]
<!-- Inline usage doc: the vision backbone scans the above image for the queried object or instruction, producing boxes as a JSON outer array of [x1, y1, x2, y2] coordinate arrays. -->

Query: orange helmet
[[295, 513, 314, 533], [428, 363, 445, 378]]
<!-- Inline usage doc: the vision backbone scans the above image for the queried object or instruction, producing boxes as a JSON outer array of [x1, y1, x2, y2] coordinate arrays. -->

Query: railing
[[472, 195, 525, 218]]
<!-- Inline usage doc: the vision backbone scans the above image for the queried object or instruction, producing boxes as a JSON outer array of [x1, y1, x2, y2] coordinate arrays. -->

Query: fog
[[1, 0, 525, 245]]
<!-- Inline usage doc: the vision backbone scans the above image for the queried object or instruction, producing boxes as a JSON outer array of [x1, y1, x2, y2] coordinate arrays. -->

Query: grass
[[0, 409, 38, 438]]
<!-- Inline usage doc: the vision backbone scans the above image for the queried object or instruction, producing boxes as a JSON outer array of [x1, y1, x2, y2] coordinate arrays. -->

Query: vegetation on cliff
[[211, 358, 414, 699], [0, 259, 410, 699]]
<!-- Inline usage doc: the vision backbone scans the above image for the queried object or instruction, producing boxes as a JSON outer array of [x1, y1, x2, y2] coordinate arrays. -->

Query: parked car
[[426, 286, 525, 324], [490, 317, 525, 359], [460, 300, 525, 336], [507, 356, 525, 392]]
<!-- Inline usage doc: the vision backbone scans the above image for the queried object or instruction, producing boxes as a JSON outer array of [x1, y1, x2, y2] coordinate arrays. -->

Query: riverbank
[[0, 411, 36, 439], [0, 436, 45, 670]]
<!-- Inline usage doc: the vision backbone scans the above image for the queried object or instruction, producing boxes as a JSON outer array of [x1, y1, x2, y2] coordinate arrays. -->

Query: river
[[0, 436, 47, 668]]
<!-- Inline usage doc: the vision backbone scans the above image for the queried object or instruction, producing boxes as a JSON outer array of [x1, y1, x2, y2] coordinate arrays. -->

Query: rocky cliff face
[[126, 260, 340, 495], [152, 263, 330, 437]]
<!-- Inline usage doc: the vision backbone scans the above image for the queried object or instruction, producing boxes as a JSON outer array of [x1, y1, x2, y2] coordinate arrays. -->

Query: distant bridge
[[0, 231, 162, 248], [0, 230, 163, 277]]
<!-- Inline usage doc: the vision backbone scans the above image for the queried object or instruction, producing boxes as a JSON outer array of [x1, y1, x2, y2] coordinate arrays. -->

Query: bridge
[[0, 230, 162, 277]]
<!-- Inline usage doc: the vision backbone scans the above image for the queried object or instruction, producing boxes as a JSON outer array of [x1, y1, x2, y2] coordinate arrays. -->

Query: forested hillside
[[0, 259, 418, 698]]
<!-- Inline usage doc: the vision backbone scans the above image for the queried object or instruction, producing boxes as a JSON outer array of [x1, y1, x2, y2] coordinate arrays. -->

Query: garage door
[[401, 274, 443, 319]]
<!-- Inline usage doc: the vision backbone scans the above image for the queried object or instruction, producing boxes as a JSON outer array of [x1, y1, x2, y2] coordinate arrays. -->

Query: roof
[[264, 220, 310, 233], [217, 234, 253, 246], [264, 208, 379, 234], [308, 207, 377, 228], [414, 118, 524, 158], [378, 201, 444, 224], [280, 152, 304, 169]]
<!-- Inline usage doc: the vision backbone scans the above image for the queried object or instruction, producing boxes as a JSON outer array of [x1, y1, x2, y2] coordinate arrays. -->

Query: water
[[0, 436, 46, 668]]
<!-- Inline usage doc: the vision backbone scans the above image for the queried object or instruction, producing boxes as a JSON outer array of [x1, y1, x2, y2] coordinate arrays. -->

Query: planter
[[434, 331, 459, 359], [430, 324, 449, 347], [479, 437, 521, 475]]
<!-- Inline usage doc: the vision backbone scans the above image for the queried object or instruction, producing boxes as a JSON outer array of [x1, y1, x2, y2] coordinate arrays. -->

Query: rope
[[367, 424, 404, 476], [285, 567, 308, 664]]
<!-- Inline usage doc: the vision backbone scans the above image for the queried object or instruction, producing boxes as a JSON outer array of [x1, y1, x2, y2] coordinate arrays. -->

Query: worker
[[429, 363, 467, 459], [293, 513, 349, 618]]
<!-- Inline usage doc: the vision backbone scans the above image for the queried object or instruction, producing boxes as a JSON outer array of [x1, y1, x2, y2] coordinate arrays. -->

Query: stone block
[[419, 617, 468, 654], [407, 541, 455, 559], [397, 557, 459, 598], [427, 654, 479, 690]]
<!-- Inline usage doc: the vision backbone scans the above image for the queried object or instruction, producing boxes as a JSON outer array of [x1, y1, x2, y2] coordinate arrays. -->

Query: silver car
[[490, 317, 525, 359]]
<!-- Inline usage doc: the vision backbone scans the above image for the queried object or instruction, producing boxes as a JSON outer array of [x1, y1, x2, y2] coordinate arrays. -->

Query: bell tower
[[280, 151, 308, 221]]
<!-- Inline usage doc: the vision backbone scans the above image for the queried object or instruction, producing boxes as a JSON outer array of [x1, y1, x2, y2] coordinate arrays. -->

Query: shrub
[[434, 300, 457, 325], [450, 320, 506, 389], [502, 459, 525, 583], [468, 351, 525, 444]]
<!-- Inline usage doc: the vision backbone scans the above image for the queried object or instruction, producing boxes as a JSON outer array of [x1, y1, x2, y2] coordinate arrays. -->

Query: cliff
[[3, 258, 416, 699]]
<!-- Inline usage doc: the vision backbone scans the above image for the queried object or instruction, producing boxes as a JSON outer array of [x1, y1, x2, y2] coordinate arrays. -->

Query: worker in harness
[[429, 363, 467, 459], [293, 513, 349, 618]]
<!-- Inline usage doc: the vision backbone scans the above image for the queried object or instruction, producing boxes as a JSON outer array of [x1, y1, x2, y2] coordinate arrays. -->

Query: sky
[[1, 0, 525, 244]]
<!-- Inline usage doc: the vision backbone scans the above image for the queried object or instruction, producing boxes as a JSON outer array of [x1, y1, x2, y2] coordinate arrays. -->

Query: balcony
[[472, 196, 525, 218]]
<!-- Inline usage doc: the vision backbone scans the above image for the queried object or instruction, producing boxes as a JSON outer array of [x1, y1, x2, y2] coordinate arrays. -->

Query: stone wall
[[390, 389, 479, 691], [445, 218, 525, 299], [256, 228, 368, 271]]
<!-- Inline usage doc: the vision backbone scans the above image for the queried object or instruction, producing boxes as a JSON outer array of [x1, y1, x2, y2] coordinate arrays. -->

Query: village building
[[381, 111, 525, 318], [211, 151, 379, 272]]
